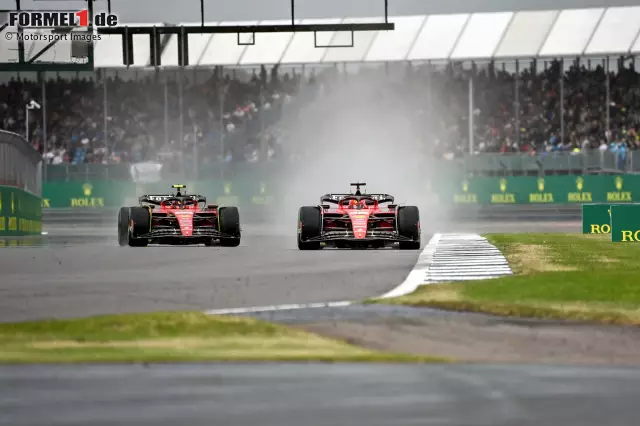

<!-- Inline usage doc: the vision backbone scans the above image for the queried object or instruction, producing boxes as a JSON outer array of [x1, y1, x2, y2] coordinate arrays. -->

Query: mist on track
[[263, 67, 456, 236]]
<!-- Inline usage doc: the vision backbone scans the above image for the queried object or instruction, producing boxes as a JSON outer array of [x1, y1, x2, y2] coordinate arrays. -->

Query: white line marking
[[377, 233, 441, 299], [204, 233, 443, 314], [203, 231, 511, 315], [205, 301, 353, 315]]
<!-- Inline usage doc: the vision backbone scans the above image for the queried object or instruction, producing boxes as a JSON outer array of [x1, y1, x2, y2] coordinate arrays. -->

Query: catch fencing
[[0, 130, 43, 235]]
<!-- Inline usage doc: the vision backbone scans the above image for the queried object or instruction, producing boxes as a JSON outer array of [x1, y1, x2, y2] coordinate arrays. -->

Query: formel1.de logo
[[8, 9, 118, 28]]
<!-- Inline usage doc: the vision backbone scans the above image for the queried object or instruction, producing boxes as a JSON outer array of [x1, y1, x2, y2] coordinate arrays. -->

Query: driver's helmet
[[349, 199, 359, 209]]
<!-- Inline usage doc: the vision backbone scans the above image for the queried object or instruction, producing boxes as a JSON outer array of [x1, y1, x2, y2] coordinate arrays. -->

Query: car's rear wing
[[139, 194, 207, 204], [320, 193, 395, 204]]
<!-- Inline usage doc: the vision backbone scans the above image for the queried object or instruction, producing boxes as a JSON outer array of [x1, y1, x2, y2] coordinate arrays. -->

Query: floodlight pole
[[15, 0, 24, 64], [468, 76, 474, 155], [42, 77, 47, 182], [25, 105, 30, 142]]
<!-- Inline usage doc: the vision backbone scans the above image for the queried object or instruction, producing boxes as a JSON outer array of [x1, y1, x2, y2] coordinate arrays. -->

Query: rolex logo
[[224, 182, 232, 195], [499, 178, 507, 193], [260, 182, 267, 194], [82, 183, 93, 196], [615, 176, 623, 190], [537, 178, 545, 192], [462, 180, 469, 193], [576, 177, 584, 191]]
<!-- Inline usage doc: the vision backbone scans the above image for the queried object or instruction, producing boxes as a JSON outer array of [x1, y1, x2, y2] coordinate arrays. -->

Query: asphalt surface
[[0, 220, 580, 322], [3, 363, 640, 426], [5, 216, 640, 425], [0, 224, 424, 322]]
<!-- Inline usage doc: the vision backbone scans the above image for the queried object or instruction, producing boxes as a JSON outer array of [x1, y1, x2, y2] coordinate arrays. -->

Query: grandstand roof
[[4, 6, 640, 68]]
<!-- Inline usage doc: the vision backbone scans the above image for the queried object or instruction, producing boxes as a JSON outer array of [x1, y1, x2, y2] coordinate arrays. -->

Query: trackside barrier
[[610, 204, 640, 242], [445, 175, 635, 205], [581, 204, 631, 234], [43, 174, 640, 208], [0, 130, 43, 236]]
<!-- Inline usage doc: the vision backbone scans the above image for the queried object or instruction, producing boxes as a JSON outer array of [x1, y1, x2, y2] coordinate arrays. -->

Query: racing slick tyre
[[128, 207, 150, 247], [397, 206, 421, 250], [117, 207, 129, 247], [297, 206, 322, 250], [218, 206, 241, 247]]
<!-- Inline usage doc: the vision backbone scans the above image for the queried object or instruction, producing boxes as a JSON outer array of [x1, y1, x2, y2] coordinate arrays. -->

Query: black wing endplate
[[140, 194, 207, 205], [320, 193, 394, 204]]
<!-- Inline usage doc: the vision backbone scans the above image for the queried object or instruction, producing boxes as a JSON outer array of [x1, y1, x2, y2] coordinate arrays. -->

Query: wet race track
[[5, 218, 640, 426], [0, 220, 579, 322], [0, 225, 425, 322]]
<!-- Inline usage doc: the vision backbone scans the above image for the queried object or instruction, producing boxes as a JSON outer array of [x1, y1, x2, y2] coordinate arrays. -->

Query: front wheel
[[128, 207, 150, 247], [397, 206, 421, 250], [218, 206, 241, 247], [298, 206, 322, 250]]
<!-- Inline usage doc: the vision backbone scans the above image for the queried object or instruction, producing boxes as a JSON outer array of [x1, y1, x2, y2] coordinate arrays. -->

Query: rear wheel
[[298, 206, 322, 250], [397, 206, 421, 250], [218, 206, 241, 247], [128, 207, 150, 247], [117, 207, 129, 246]]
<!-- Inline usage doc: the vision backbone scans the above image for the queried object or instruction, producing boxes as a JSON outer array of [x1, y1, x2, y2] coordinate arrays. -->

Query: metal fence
[[43, 149, 635, 182], [455, 150, 633, 176], [7, 54, 638, 183], [0, 130, 42, 195]]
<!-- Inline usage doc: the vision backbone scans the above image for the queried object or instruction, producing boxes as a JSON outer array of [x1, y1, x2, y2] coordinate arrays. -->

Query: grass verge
[[0, 311, 448, 363], [369, 233, 640, 324]]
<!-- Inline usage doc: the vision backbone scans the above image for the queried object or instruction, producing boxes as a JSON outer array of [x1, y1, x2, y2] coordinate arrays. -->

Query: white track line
[[205, 234, 443, 314], [204, 232, 510, 315], [377, 233, 441, 299], [205, 301, 353, 315]]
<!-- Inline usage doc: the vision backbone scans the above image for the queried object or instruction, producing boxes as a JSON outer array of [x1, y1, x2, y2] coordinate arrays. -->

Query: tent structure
[[87, 6, 640, 68]]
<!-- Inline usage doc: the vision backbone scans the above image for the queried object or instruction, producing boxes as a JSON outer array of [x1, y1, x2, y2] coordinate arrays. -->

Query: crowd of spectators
[[0, 59, 638, 168]]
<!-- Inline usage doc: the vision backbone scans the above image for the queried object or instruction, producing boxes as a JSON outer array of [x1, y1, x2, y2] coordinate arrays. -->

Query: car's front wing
[[303, 230, 414, 242], [137, 227, 237, 239]]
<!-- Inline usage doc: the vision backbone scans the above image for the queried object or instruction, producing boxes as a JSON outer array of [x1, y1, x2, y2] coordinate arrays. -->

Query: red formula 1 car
[[297, 183, 421, 250], [118, 184, 241, 247]]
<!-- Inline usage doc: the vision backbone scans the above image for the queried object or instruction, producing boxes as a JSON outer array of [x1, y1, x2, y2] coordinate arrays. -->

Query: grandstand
[[1, 5, 639, 181]]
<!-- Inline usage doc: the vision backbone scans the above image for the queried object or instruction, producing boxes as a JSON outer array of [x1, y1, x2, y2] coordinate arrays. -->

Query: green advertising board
[[0, 186, 42, 236], [610, 204, 640, 242], [582, 204, 613, 234], [42, 174, 640, 210], [42, 181, 136, 208], [444, 174, 637, 205], [43, 180, 278, 209]]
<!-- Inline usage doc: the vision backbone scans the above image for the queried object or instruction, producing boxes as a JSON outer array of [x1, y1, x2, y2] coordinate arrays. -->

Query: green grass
[[370, 233, 640, 324], [0, 311, 448, 363]]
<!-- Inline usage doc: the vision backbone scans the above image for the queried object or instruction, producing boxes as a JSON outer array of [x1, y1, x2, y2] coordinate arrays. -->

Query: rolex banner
[[444, 175, 638, 205], [41, 175, 640, 208]]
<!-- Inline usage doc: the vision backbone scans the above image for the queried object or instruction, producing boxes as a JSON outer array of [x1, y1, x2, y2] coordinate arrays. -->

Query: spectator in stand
[[1, 60, 638, 166]]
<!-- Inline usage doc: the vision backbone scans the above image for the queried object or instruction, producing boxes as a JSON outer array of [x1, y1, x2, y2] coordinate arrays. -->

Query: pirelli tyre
[[117, 207, 129, 246], [297, 206, 322, 250], [127, 206, 151, 247], [397, 206, 421, 250], [218, 206, 241, 247]]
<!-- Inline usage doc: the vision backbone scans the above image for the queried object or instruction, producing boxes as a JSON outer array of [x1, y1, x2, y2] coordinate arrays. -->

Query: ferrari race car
[[118, 184, 241, 247], [297, 183, 421, 250]]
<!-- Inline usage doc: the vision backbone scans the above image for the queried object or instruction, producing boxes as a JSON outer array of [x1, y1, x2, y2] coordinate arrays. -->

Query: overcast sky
[[2, 0, 640, 23]]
